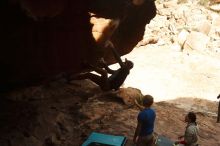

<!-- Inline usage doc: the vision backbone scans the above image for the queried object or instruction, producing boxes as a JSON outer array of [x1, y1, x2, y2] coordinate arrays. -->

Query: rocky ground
[[0, 80, 220, 146]]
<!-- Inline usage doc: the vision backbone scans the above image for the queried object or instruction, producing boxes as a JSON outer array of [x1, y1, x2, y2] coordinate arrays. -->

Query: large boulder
[[0, 0, 156, 90]]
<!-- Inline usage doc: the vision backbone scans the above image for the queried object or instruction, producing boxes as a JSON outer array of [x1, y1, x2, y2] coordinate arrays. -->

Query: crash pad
[[82, 132, 127, 146], [156, 135, 174, 146]]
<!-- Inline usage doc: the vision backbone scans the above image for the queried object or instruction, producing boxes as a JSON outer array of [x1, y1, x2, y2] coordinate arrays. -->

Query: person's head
[[142, 95, 154, 108], [185, 112, 197, 123], [124, 58, 134, 69]]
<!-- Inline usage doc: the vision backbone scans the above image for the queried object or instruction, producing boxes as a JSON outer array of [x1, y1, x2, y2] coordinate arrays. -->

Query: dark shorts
[[137, 133, 155, 146]]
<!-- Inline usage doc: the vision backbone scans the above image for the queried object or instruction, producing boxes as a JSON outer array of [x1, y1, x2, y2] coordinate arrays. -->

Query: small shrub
[[177, 0, 188, 4], [198, 0, 210, 6]]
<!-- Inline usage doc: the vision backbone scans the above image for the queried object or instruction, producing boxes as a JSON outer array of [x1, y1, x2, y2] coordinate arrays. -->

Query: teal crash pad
[[156, 135, 174, 146], [82, 132, 127, 146]]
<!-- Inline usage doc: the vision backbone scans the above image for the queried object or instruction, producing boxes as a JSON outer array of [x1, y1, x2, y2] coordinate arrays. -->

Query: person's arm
[[178, 135, 184, 139], [99, 58, 116, 74], [133, 121, 142, 143], [103, 64, 116, 74], [108, 44, 124, 68], [174, 135, 185, 145], [134, 99, 145, 111]]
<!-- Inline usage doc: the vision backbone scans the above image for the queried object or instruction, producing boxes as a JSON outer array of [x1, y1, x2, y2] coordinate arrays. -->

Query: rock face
[[0, 0, 156, 90]]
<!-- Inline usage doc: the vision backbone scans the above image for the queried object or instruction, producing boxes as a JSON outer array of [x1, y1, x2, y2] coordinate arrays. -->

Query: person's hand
[[178, 135, 183, 139], [174, 141, 180, 145], [217, 94, 220, 99], [100, 58, 106, 64], [98, 58, 107, 67]]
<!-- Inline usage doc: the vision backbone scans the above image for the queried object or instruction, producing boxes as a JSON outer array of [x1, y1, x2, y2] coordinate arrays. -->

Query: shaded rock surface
[[0, 80, 219, 146], [0, 0, 156, 89]]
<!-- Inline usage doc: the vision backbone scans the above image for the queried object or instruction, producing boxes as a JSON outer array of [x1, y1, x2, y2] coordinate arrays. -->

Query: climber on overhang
[[70, 45, 134, 91]]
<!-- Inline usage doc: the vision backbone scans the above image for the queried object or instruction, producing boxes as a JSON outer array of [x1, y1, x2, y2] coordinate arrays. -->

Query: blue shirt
[[137, 108, 156, 136]]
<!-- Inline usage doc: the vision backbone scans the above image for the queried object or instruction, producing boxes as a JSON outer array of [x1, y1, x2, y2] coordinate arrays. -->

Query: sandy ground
[[115, 45, 220, 102]]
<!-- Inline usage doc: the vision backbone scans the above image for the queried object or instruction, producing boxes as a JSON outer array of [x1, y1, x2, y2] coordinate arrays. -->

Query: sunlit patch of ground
[[118, 46, 220, 102]]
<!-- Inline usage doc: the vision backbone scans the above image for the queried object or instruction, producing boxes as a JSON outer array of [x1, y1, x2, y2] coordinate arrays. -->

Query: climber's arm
[[111, 46, 124, 67], [99, 58, 116, 74], [105, 41, 124, 68]]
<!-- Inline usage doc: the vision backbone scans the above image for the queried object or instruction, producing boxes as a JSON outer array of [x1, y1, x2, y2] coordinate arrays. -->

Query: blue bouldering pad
[[156, 135, 174, 146], [82, 132, 127, 146]]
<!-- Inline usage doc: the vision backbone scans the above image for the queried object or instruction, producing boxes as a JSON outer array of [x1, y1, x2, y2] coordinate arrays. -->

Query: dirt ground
[[78, 87, 220, 146], [1, 80, 219, 146]]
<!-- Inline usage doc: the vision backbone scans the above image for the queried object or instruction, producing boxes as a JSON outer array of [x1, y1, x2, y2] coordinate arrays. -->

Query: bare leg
[[80, 61, 108, 79], [90, 66, 108, 79], [137, 135, 154, 146], [70, 72, 110, 91]]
